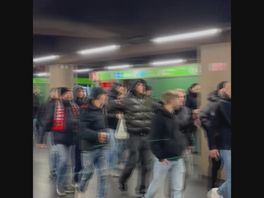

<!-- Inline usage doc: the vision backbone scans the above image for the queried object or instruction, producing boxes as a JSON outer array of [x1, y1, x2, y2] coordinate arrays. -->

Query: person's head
[[90, 87, 108, 108], [33, 87, 40, 95], [223, 82, 231, 98], [60, 87, 73, 101], [76, 87, 85, 99], [49, 88, 60, 99], [133, 79, 146, 95], [112, 82, 125, 95], [217, 81, 231, 99], [189, 83, 201, 94], [145, 85, 152, 96], [162, 89, 186, 110]]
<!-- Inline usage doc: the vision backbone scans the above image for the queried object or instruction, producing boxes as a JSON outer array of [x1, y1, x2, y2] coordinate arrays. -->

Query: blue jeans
[[47, 132, 57, 177], [79, 149, 108, 198], [107, 128, 118, 170], [218, 150, 231, 198], [116, 139, 127, 165], [145, 158, 186, 198], [52, 144, 74, 190]]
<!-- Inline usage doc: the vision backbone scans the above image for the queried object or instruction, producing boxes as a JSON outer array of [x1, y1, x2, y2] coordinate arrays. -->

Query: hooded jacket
[[200, 91, 222, 133], [73, 86, 89, 112], [150, 107, 188, 160], [79, 100, 108, 151], [206, 97, 231, 150], [186, 90, 200, 110], [174, 106, 194, 146]]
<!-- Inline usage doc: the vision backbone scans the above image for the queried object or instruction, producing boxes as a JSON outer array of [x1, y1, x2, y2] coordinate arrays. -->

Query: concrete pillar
[[48, 64, 74, 90], [198, 42, 231, 177]]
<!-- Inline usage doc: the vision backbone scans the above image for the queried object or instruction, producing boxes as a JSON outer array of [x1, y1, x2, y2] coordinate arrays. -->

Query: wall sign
[[209, 63, 227, 71], [94, 64, 198, 81]]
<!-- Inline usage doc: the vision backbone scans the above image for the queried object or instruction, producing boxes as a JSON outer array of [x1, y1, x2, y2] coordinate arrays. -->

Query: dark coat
[[38, 100, 79, 146], [122, 91, 154, 136], [207, 97, 231, 150], [150, 107, 188, 160], [186, 91, 200, 110], [79, 100, 108, 151], [200, 91, 223, 149], [174, 106, 194, 146]]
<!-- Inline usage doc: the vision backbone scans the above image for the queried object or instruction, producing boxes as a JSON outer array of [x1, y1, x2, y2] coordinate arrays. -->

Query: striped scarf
[[51, 100, 79, 132]]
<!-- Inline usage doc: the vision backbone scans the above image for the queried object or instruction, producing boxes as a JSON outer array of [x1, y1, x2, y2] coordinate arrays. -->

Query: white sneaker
[[74, 191, 86, 198], [56, 187, 66, 196], [207, 188, 223, 198]]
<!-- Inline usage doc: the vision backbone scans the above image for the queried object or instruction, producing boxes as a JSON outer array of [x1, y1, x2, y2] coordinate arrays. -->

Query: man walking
[[145, 90, 188, 198]]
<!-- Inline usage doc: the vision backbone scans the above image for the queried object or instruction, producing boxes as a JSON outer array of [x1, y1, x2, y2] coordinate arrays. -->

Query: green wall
[[146, 76, 198, 99]]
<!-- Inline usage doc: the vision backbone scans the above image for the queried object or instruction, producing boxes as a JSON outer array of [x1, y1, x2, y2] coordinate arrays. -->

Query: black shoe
[[136, 185, 146, 195], [119, 182, 127, 192]]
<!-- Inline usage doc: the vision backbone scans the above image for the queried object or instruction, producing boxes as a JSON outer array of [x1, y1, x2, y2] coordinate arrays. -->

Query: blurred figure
[[174, 89, 194, 148], [145, 85, 161, 110], [145, 90, 187, 198], [33, 87, 41, 140], [145, 84, 153, 97], [186, 83, 201, 154], [118, 79, 154, 196], [77, 87, 109, 198], [106, 82, 125, 176], [200, 81, 229, 189], [207, 82, 231, 198], [37, 87, 79, 196], [39, 87, 61, 181], [73, 86, 89, 185], [186, 83, 201, 111]]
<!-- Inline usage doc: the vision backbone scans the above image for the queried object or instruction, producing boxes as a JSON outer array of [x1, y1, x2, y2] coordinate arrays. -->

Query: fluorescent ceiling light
[[33, 55, 60, 63], [74, 68, 93, 73], [105, 64, 132, 70], [77, 45, 120, 55], [34, 72, 49, 77], [150, 59, 186, 66], [151, 28, 221, 43]]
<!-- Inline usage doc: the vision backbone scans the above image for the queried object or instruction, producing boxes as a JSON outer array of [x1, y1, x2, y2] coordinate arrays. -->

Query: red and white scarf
[[51, 100, 79, 132]]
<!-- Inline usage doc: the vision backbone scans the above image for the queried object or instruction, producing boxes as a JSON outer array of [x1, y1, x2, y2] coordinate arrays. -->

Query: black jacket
[[122, 92, 154, 136], [75, 97, 89, 113], [186, 91, 200, 110], [106, 89, 124, 129], [207, 97, 231, 150], [38, 100, 79, 146], [200, 91, 223, 149], [174, 106, 194, 146], [79, 100, 108, 151], [33, 93, 40, 118], [150, 107, 188, 160]]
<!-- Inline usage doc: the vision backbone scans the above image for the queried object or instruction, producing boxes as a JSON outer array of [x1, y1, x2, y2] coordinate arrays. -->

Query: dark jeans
[[73, 143, 82, 183], [210, 157, 222, 188], [119, 134, 153, 190]]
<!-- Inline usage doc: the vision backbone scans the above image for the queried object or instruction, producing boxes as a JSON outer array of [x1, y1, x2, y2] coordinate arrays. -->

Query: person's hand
[[193, 109, 200, 115], [186, 146, 193, 154], [160, 159, 170, 165], [116, 113, 124, 119], [209, 149, 220, 159], [98, 132, 108, 143], [36, 144, 47, 149]]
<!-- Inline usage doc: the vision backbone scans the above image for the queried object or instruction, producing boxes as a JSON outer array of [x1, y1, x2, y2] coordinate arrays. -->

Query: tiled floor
[[33, 148, 208, 198]]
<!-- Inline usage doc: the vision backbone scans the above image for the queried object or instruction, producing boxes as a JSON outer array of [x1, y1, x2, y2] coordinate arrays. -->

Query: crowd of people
[[33, 79, 231, 198]]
